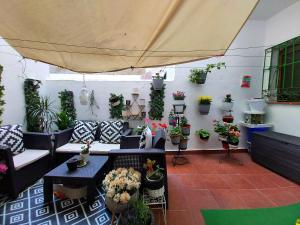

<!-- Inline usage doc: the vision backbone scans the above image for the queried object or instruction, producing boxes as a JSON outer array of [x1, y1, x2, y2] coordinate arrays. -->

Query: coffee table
[[43, 155, 109, 203]]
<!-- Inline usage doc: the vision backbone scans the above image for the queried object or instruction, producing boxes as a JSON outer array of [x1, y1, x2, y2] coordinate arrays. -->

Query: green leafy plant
[[213, 120, 230, 137], [198, 96, 212, 104], [29, 96, 56, 132], [195, 129, 210, 140], [143, 158, 164, 180], [224, 94, 233, 103], [170, 126, 181, 137], [180, 116, 189, 127], [0, 65, 5, 125], [189, 62, 226, 84], [148, 83, 165, 120], [121, 198, 152, 225], [55, 111, 71, 130], [24, 79, 42, 132], [81, 141, 91, 154], [134, 124, 146, 135], [109, 93, 124, 119], [58, 90, 76, 122]]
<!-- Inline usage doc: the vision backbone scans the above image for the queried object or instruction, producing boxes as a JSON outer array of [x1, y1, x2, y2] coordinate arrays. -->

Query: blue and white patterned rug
[[0, 180, 112, 225]]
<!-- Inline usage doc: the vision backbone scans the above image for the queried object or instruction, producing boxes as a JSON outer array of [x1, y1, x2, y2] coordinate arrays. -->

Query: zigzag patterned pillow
[[70, 121, 98, 143], [99, 121, 123, 144], [0, 124, 25, 155]]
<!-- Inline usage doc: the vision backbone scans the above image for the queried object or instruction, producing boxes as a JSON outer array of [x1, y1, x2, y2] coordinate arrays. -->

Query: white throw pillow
[[139, 126, 152, 149]]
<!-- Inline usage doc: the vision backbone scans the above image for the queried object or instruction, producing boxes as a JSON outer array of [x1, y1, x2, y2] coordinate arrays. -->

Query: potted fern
[[55, 111, 71, 130]]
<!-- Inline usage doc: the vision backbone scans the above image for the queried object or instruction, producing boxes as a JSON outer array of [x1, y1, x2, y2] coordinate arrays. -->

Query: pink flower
[[144, 118, 150, 124], [0, 163, 8, 174]]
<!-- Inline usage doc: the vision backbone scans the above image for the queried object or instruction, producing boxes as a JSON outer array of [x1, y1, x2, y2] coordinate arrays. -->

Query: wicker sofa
[[0, 132, 52, 198]]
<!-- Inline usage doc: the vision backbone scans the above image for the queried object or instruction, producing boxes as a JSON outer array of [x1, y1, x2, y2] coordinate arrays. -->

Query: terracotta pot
[[221, 141, 229, 149], [222, 115, 234, 123]]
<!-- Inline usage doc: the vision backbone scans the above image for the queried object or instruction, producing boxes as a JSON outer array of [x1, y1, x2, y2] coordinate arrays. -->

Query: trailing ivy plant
[[0, 65, 5, 125], [58, 90, 76, 122], [148, 83, 165, 120], [24, 79, 42, 132], [109, 93, 124, 119]]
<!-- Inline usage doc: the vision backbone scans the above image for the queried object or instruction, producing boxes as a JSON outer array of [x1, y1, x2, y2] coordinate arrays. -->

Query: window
[[262, 36, 300, 103]]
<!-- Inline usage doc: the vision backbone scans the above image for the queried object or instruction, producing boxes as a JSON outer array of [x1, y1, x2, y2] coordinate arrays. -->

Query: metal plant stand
[[218, 138, 243, 165], [143, 190, 167, 225]]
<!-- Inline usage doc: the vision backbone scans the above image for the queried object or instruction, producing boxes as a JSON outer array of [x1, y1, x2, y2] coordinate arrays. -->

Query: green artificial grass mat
[[201, 203, 300, 225]]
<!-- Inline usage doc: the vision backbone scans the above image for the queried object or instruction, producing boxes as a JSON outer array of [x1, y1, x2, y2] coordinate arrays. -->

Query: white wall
[[264, 1, 300, 137], [0, 39, 49, 125], [45, 20, 265, 150]]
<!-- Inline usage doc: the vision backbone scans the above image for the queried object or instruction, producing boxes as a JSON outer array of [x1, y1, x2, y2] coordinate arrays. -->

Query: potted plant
[[103, 167, 141, 214], [179, 135, 189, 150], [134, 124, 146, 135], [120, 198, 154, 225], [169, 126, 181, 145], [110, 94, 121, 106], [143, 159, 164, 198], [221, 94, 234, 111], [55, 111, 71, 130], [168, 110, 176, 126], [189, 62, 226, 84], [222, 111, 234, 123], [180, 116, 191, 135], [28, 96, 56, 132], [228, 125, 240, 147], [80, 141, 91, 163], [195, 129, 210, 141], [173, 91, 185, 100], [152, 72, 166, 90], [213, 120, 230, 140], [198, 96, 212, 114]]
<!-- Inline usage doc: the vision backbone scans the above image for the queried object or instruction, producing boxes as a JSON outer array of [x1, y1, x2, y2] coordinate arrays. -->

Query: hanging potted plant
[[189, 62, 226, 84], [173, 91, 185, 101], [198, 96, 212, 114], [179, 135, 189, 150], [228, 125, 240, 147], [213, 120, 230, 141], [221, 94, 234, 111], [169, 126, 181, 145], [103, 167, 141, 214], [143, 159, 164, 198], [180, 116, 191, 135], [222, 111, 234, 123], [152, 71, 166, 90], [195, 129, 210, 141]]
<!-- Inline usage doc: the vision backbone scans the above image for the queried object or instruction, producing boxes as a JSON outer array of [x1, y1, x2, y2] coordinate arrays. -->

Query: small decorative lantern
[[173, 104, 186, 114]]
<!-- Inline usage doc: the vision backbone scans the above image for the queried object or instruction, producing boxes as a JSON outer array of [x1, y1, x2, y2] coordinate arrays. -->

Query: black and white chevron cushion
[[0, 124, 25, 155], [139, 126, 152, 149], [70, 121, 98, 143], [99, 121, 123, 144]]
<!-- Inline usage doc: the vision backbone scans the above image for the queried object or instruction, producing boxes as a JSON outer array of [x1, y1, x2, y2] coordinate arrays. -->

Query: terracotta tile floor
[[153, 153, 300, 225]]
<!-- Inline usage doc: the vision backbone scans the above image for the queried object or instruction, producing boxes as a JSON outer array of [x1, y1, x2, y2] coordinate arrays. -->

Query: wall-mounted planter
[[179, 138, 188, 150], [196, 71, 207, 84], [221, 102, 234, 111], [222, 115, 234, 123], [199, 104, 211, 114], [170, 135, 181, 145], [152, 78, 164, 90], [181, 125, 191, 135]]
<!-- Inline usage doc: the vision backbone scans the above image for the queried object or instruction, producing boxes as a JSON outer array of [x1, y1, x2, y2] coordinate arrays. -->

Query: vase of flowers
[[195, 129, 210, 141], [103, 167, 141, 214], [169, 126, 181, 145], [198, 96, 212, 114], [80, 141, 91, 163], [144, 159, 164, 198], [221, 94, 234, 111]]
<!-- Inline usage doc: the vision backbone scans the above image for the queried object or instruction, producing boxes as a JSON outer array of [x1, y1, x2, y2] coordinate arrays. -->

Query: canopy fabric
[[0, 0, 258, 73]]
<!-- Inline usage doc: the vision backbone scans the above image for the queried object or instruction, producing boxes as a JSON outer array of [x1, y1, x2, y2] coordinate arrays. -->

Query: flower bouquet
[[103, 167, 141, 213]]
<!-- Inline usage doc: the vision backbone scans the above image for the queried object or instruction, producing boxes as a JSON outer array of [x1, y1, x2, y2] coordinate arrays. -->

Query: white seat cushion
[[90, 142, 120, 154], [13, 149, 50, 171], [56, 142, 120, 154]]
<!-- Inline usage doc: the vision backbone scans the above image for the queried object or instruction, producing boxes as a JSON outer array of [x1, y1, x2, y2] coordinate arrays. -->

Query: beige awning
[[0, 0, 258, 73]]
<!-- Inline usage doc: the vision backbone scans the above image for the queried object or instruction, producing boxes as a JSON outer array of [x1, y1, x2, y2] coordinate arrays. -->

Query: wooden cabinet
[[251, 131, 300, 183]]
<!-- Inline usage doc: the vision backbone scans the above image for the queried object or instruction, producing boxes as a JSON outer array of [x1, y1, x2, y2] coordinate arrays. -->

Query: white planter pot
[[221, 102, 234, 111], [80, 152, 90, 162]]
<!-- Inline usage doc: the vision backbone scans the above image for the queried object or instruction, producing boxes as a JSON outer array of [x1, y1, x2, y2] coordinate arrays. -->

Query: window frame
[[262, 36, 300, 104]]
